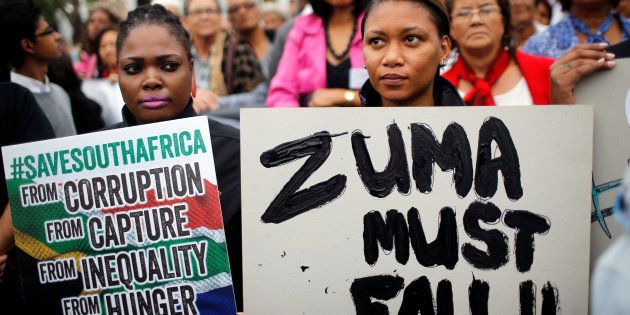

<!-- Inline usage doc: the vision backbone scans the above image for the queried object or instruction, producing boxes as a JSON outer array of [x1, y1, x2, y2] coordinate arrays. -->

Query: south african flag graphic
[[2, 117, 236, 314]]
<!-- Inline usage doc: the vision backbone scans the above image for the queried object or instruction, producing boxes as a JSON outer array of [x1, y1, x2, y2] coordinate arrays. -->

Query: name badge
[[349, 68, 369, 90]]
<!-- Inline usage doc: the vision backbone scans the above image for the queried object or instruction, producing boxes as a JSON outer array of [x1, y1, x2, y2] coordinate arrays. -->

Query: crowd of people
[[1, 0, 629, 313]]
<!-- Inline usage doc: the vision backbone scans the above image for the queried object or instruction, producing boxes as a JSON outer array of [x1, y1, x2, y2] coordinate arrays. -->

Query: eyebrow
[[367, 26, 424, 35], [121, 54, 180, 62]]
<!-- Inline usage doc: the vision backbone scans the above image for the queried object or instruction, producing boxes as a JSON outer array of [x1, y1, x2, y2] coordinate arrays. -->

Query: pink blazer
[[267, 13, 365, 107]]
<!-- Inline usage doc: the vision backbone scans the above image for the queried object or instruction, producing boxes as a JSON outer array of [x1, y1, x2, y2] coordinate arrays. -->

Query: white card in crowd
[[349, 68, 370, 90]]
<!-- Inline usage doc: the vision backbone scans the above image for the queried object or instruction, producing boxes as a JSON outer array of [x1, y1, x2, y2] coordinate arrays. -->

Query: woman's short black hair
[[309, 0, 370, 21], [117, 4, 192, 60], [446, 0, 515, 52], [0, 0, 42, 69], [361, 0, 451, 38]]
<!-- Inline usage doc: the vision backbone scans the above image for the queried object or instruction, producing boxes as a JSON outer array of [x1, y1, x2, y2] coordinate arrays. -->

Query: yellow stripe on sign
[[15, 228, 59, 259], [14, 228, 86, 272]]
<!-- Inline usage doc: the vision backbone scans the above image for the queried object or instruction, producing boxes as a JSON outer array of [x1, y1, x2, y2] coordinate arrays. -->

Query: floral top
[[523, 12, 630, 59]]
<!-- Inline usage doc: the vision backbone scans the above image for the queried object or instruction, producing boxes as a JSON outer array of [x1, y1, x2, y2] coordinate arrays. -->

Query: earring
[[439, 60, 447, 67], [363, 64, 367, 70]]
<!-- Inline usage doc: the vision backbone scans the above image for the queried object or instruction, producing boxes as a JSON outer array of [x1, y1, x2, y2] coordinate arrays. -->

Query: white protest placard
[[2, 117, 236, 314], [575, 59, 630, 267], [241, 106, 592, 314]]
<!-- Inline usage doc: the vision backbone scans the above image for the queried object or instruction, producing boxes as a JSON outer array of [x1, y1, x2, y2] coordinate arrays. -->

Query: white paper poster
[[241, 106, 592, 314]]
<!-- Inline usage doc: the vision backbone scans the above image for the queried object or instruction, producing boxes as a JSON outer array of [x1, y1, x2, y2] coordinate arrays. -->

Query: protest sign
[[575, 59, 630, 267], [2, 117, 235, 314], [241, 106, 592, 314]]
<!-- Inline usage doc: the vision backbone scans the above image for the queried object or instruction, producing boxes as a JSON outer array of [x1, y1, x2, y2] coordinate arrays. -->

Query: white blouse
[[458, 78, 534, 106]]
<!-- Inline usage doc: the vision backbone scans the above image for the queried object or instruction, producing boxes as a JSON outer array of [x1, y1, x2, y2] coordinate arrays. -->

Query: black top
[[359, 75, 466, 107], [0, 83, 56, 209], [326, 58, 351, 89], [609, 39, 630, 59], [0, 83, 55, 312], [108, 101, 244, 311]]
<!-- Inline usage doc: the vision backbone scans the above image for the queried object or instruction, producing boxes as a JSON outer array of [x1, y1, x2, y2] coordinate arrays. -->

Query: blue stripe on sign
[[196, 285, 237, 314]]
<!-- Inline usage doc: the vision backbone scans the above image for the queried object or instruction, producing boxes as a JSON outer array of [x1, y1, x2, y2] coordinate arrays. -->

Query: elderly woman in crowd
[[442, 0, 554, 105], [184, 0, 264, 112]]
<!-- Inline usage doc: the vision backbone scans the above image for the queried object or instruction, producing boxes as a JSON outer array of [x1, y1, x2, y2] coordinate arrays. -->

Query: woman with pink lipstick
[[108, 4, 244, 312], [442, 0, 554, 106], [359, 0, 465, 107]]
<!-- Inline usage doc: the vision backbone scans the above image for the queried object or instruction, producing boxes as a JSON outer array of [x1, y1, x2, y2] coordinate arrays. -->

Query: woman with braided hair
[[110, 4, 243, 312]]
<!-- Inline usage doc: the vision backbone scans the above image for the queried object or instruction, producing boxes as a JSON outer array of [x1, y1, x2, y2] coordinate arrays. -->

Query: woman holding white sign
[[359, 0, 466, 106]]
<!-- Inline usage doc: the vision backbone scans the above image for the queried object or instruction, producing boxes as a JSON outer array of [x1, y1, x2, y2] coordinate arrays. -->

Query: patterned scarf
[[569, 12, 616, 44]]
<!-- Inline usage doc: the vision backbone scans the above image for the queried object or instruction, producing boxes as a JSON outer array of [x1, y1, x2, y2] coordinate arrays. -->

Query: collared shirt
[[523, 13, 630, 59], [10, 72, 77, 137], [11, 71, 52, 93]]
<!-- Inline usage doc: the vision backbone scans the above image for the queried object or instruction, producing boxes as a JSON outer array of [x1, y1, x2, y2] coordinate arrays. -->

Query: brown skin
[[550, 43, 615, 104], [228, 0, 269, 60], [17, 17, 63, 83], [572, 0, 623, 44], [0, 204, 13, 283], [98, 30, 119, 83], [228, 0, 260, 33], [87, 9, 114, 41], [117, 24, 194, 124], [363, 1, 451, 107], [535, 1, 551, 25], [619, 0, 630, 18], [511, 0, 537, 47]]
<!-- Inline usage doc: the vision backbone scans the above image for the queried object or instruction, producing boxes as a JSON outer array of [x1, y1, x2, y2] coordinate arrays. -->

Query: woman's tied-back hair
[[361, 0, 451, 38], [116, 4, 192, 60]]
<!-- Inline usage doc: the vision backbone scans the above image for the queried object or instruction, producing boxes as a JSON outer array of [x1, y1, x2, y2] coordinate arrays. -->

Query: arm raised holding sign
[[550, 43, 616, 104]]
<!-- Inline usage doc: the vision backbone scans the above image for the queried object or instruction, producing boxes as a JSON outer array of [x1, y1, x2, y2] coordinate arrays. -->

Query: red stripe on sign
[[101, 179, 224, 230]]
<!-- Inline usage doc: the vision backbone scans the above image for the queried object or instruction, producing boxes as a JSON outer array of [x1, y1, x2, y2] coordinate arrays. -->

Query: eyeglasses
[[453, 5, 500, 20], [228, 2, 256, 14], [188, 7, 219, 17], [35, 26, 57, 37]]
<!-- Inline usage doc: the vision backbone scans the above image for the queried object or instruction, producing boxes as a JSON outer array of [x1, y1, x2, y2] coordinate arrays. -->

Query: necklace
[[325, 19, 357, 60]]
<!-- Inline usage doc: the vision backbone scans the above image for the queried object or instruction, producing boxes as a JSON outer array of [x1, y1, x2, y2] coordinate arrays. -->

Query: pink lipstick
[[139, 95, 169, 109]]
